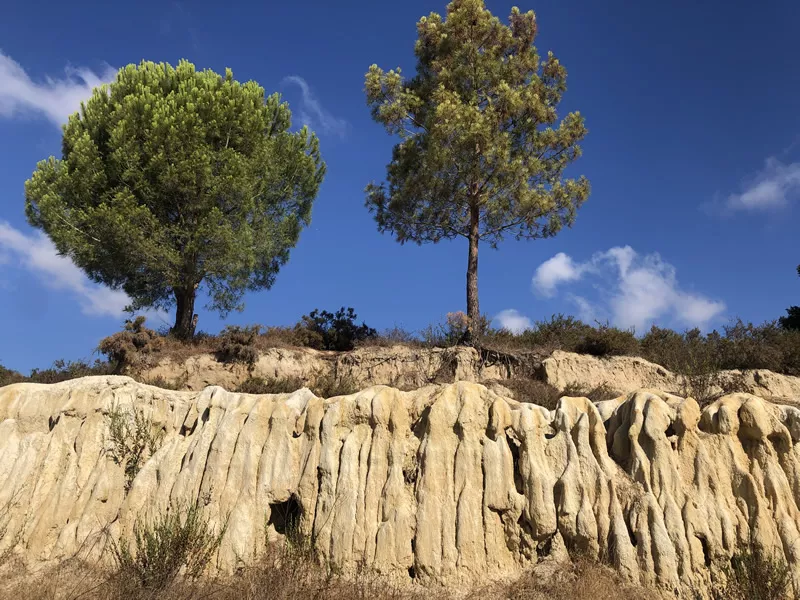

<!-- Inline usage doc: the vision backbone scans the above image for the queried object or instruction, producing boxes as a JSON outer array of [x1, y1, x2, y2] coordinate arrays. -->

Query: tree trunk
[[172, 287, 197, 339], [465, 203, 480, 342]]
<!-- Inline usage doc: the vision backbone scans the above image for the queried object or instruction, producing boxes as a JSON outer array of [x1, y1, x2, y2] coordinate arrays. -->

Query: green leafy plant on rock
[[113, 502, 226, 591], [108, 405, 164, 491], [295, 307, 377, 351]]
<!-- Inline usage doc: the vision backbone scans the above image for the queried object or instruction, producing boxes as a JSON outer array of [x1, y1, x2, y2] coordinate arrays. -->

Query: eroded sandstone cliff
[[1, 377, 800, 597]]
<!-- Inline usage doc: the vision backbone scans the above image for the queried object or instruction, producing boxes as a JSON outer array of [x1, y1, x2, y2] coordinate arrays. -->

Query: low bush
[[499, 314, 595, 353], [137, 375, 187, 390], [573, 323, 638, 357], [500, 379, 619, 410], [501, 378, 563, 410], [112, 503, 225, 591], [98, 317, 164, 371], [711, 547, 793, 600], [295, 307, 377, 351], [28, 359, 113, 383], [311, 372, 359, 398], [0, 363, 24, 387], [107, 404, 164, 492], [217, 325, 261, 365], [473, 558, 649, 600], [236, 376, 306, 395], [421, 311, 493, 347]]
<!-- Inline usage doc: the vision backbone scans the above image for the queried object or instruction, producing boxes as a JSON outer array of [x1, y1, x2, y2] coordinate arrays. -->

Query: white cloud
[[494, 309, 532, 334], [0, 50, 115, 126], [282, 75, 348, 138], [0, 221, 129, 317], [532, 252, 587, 297], [724, 157, 800, 212], [532, 246, 726, 331]]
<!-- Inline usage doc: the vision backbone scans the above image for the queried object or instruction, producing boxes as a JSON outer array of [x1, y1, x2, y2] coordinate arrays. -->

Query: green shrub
[[108, 405, 164, 492], [236, 376, 306, 395], [0, 364, 24, 387], [712, 547, 793, 600], [98, 316, 164, 370], [217, 325, 261, 365], [294, 307, 377, 351], [139, 375, 187, 391], [501, 378, 562, 410], [573, 323, 638, 357], [28, 358, 113, 384], [311, 372, 359, 398], [421, 311, 493, 347], [514, 314, 595, 353], [113, 503, 225, 590]]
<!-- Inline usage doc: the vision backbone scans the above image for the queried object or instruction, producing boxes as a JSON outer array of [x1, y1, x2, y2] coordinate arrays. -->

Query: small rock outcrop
[[542, 349, 800, 402], [138, 345, 511, 392], [2, 377, 800, 597]]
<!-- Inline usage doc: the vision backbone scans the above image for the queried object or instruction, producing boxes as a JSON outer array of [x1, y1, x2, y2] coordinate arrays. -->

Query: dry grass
[[500, 378, 620, 410], [1, 553, 657, 600], [1, 543, 422, 600], [710, 547, 793, 600], [483, 559, 651, 600], [235, 372, 359, 398]]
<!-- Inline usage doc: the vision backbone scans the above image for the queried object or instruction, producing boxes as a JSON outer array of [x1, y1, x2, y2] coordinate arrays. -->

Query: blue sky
[[1, 0, 798, 373]]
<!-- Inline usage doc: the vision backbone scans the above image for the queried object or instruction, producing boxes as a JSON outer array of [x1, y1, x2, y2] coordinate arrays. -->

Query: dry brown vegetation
[[481, 559, 651, 600], [235, 372, 359, 398], [498, 379, 620, 410], [3, 311, 800, 394], [1, 552, 656, 600]]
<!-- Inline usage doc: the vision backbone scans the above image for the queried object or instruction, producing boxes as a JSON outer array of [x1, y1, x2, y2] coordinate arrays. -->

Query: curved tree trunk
[[465, 203, 480, 341], [172, 286, 197, 339]]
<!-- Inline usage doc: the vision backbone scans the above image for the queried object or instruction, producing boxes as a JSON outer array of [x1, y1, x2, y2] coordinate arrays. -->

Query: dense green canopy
[[365, 0, 589, 333], [26, 60, 325, 337]]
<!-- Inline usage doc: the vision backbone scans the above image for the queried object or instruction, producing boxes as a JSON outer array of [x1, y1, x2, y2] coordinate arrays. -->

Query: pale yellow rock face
[[2, 377, 800, 596], [139, 346, 509, 392]]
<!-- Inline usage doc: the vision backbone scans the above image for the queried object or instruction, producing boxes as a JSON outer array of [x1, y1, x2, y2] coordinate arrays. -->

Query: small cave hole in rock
[[536, 533, 555, 559], [268, 496, 302, 537], [626, 521, 638, 548], [698, 536, 711, 567], [508, 437, 524, 496]]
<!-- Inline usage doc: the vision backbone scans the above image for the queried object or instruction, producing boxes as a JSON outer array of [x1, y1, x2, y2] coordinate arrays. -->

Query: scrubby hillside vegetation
[[3, 310, 800, 408]]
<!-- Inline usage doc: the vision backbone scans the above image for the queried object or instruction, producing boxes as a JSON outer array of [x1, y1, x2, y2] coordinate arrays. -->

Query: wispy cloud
[[282, 75, 348, 138], [0, 50, 115, 126], [494, 309, 532, 334], [0, 221, 129, 317], [533, 246, 726, 331], [532, 252, 588, 297], [707, 157, 800, 214]]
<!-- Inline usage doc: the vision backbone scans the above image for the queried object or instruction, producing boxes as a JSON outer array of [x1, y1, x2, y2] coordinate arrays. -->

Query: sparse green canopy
[[26, 60, 325, 338], [365, 0, 589, 333]]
